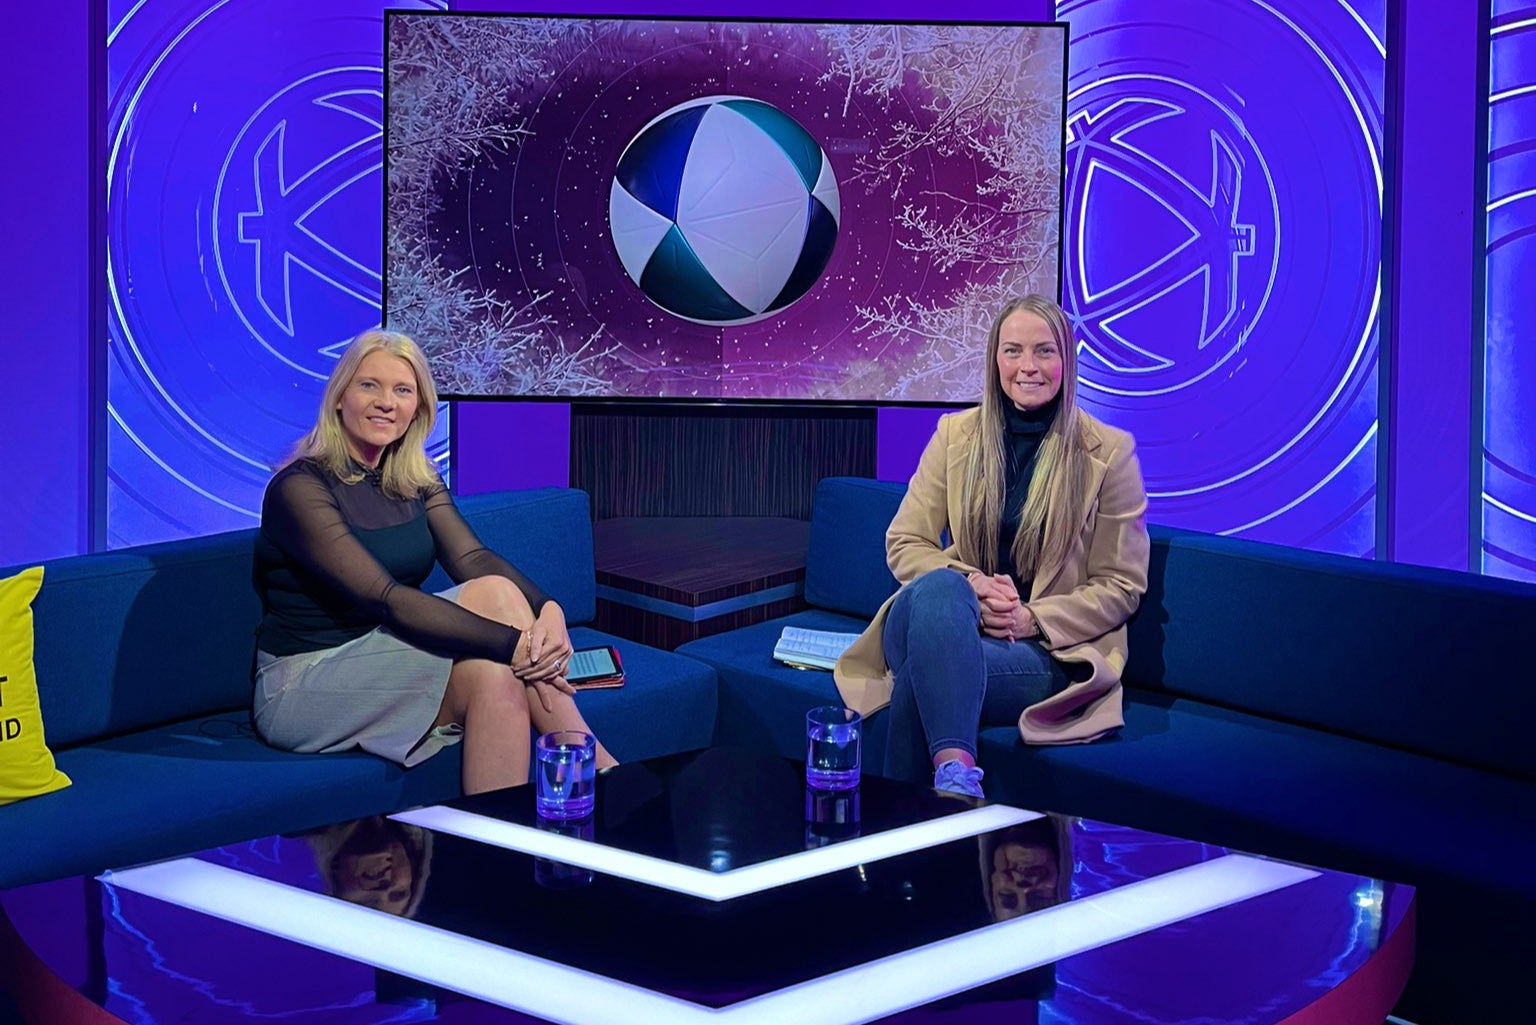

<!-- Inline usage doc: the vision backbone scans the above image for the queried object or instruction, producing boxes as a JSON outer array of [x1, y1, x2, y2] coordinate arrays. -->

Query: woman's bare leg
[[452, 576, 617, 774], [527, 691, 618, 769], [434, 659, 532, 794]]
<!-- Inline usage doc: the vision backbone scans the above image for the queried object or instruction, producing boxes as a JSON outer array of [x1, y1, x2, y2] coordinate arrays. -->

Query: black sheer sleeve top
[[253, 459, 552, 660]]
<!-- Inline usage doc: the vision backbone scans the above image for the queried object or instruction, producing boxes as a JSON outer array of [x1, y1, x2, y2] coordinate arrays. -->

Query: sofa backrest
[[805, 477, 905, 618], [798, 479, 1536, 780], [424, 487, 596, 624], [13, 486, 596, 751], [1127, 526, 1536, 781], [23, 529, 263, 750]]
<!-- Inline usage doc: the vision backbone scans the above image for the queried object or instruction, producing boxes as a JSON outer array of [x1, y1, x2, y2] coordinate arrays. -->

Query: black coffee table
[[1, 747, 1414, 1024]]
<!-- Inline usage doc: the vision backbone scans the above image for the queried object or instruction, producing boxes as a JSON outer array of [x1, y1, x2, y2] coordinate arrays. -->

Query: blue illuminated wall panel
[[1059, 0, 1384, 556], [1485, 4, 1536, 582], [104, 0, 1389, 557], [106, 0, 449, 549]]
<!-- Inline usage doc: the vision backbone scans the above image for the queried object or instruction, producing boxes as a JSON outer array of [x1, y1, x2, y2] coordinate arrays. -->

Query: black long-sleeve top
[[253, 459, 551, 660]]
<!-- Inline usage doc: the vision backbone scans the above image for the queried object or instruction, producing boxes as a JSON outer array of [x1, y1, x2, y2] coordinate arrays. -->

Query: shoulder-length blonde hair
[[282, 329, 441, 499], [953, 295, 1091, 583]]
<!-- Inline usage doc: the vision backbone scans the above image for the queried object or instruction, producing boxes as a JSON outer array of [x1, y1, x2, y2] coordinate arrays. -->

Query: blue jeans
[[881, 568, 1068, 782]]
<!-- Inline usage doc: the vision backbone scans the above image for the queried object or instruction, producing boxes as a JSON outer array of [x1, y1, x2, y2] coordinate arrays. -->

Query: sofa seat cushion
[[1129, 528, 1536, 780], [677, 611, 887, 767], [977, 689, 1535, 1024], [1, 714, 459, 890], [976, 690, 1535, 904], [563, 627, 718, 762]]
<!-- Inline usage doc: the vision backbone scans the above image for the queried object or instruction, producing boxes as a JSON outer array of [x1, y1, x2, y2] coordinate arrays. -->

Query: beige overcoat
[[832, 406, 1150, 745]]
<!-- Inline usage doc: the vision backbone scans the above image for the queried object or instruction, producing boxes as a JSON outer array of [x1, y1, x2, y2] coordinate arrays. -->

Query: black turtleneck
[[996, 395, 1059, 587]]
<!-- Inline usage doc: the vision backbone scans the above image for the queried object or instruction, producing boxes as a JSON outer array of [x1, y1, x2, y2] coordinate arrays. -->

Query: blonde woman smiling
[[252, 330, 614, 794], [835, 295, 1149, 798]]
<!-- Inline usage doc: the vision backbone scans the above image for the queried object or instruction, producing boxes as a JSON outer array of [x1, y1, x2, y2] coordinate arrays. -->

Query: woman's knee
[[443, 660, 527, 719], [885, 569, 980, 667], [456, 576, 534, 628]]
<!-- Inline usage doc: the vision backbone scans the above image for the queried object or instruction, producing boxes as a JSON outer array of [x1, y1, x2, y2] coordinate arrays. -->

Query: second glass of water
[[806, 705, 862, 790]]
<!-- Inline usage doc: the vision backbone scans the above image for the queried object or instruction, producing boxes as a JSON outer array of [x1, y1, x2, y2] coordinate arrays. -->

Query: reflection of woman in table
[[982, 816, 1071, 921], [252, 330, 615, 795], [835, 295, 1150, 798], [304, 816, 434, 917]]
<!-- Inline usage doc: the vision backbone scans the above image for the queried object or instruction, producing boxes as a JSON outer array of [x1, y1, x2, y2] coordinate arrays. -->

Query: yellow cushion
[[0, 566, 71, 804]]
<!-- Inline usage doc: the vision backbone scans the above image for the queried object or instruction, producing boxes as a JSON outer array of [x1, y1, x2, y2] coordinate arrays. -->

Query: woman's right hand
[[967, 571, 1019, 609]]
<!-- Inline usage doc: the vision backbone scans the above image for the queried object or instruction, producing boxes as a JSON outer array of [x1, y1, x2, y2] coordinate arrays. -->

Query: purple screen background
[[386, 15, 1065, 402]]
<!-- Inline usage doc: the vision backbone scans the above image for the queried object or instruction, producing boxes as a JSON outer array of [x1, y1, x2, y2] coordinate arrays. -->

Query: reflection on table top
[[3, 747, 1414, 1025]]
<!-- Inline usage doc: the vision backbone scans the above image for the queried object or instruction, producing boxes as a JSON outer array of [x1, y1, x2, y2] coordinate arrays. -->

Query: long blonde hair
[[954, 295, 1091, 582], [283, 330, 441, 499]]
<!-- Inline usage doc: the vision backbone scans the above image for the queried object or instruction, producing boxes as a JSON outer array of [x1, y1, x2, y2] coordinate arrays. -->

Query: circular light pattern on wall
[[1483, 5, 1536, 582], [1059, 0, 1384, 554], [106, 0, 448, 548]]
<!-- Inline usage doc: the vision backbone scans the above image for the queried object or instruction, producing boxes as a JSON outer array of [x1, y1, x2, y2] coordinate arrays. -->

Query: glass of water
[[805, 706, 862, 790], [535, 730, 597, 820]]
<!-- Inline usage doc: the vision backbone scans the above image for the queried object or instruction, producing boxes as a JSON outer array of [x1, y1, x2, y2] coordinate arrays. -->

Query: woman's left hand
[[518, 602, 575, 687], [981, 599, 1039, 642]]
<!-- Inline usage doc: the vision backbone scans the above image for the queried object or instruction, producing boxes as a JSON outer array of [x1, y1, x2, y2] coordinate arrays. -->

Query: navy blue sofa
[[680, 477, 1536, 1024], [0, 487, 717, 891]]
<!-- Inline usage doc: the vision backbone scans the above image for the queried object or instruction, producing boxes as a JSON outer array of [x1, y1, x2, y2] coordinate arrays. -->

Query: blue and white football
[[608, 96, 840, 326]]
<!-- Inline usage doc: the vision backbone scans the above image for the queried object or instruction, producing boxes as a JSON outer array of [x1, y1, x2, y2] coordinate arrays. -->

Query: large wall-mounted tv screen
[[385, 13, 1066, 402]]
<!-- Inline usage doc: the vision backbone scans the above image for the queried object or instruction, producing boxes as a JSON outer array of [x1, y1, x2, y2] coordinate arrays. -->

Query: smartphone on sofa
[[564, 645, 625, 689]]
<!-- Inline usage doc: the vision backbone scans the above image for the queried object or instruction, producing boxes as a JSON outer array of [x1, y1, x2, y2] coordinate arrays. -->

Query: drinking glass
[[805, 706, 861, 790], [535, 730, 597, 820]]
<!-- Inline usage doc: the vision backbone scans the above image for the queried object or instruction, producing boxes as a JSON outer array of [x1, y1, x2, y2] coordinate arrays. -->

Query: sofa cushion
[[0, 566, 71, 804], [22, 530, 262, 750], [804, 478, 905, 618], [428, 488, 597, 625], [564, 627, 718, 761], [0, 627, 711, 889], [0, 713, 446, 890], [975, 690, 1535, 1025], [678, 610, 887, 770], [976, 692, 1536, 904], [1127, 527, 1536, 780]]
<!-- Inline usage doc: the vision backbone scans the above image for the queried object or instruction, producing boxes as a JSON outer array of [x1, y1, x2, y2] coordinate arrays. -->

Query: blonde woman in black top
[[252, 330, 614, 793]]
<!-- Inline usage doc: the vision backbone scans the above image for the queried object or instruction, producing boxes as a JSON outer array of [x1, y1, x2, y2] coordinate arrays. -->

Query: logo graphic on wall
[[106, 0, 446, 547], [1066, 86, 1277, 392], [213, 69, 386, 378], [1059, 0, 1383, 554]]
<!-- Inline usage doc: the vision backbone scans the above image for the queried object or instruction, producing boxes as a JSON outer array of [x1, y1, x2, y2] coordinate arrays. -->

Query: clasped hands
[[966, 571, 1040, 642], [510, 602, 576, 712]]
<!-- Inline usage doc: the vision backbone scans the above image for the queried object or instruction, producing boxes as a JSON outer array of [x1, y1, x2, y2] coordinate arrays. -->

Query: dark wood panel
[[595, 594, 809, 652], [594, 517, 809, 605], [571, 403, 876, 519]]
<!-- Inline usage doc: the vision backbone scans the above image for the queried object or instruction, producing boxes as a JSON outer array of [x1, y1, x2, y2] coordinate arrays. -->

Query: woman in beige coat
[[833, 295, 1149, 798]]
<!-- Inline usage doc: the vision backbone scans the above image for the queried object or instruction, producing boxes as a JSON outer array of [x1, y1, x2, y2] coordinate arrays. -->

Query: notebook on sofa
[[773, 626, 861, 671]]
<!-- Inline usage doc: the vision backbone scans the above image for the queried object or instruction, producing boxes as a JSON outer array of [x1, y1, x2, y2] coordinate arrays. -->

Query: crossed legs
[[881, 569, 1067, 785], [432, 576, 615, 794]]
